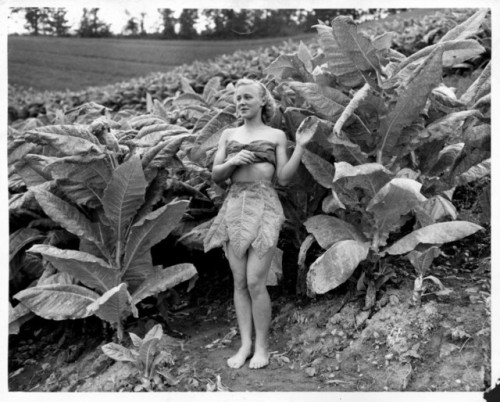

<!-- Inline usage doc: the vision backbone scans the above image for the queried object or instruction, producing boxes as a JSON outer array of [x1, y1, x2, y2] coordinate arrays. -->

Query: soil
[[8, 227, 491, 393]]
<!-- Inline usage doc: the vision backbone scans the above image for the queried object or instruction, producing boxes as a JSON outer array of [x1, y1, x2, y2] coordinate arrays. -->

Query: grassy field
[[7, 34, 315, 91], [8, 9, 442, 92]]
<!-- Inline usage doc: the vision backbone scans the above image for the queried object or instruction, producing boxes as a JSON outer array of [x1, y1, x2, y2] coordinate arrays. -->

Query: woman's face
[[235, 83, 265, 119]]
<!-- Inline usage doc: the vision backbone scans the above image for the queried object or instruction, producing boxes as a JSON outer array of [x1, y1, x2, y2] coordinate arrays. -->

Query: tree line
[[10, 8, 407, 39]]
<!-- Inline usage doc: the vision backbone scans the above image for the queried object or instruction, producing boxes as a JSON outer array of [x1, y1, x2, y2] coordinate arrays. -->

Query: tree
[[14, 7, 48, 35], [45, 8, 70, 36], [178, 9, 198, 39], [158, 8, 176, 39], [77, 8, 112, 38]]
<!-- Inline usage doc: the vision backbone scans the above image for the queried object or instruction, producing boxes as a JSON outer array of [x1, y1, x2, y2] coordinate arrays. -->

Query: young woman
[[204, 78, 311, 369]]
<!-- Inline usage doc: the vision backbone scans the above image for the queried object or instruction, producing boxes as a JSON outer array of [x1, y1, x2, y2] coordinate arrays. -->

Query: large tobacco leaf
[[385, 221, 483, 255], [102, 154, 147, 242], [9, 228, 45, 262], [190, 111, 237, 164], [286, 82, 346, 121], [23, 124, 104, 155], [328, 135, 369, 165], [131, 263, 197, 305], [366, 178, 427, 246], [313, 24, 364, 88], [460, 62, 490, 105], [331, 17, 382, 79], [14, 158, 51, 187], [264, 53, 313, 82], [31, 188, 105, 250], [378, 44, 444, 158], [14, 284, 100, 320], [87, 283, 135, 324], [301, 149, 335, 189], [122, 249, 154, 292], [306, 240, 369, 295], [304, 215, 366, 249], [334, 162, 392, 197], [101, 343, 137, 363], [455, 158, 490, 186], [123, 200, 188, 274], [439, 9, 488, 42], [28, 244, 118, 294]]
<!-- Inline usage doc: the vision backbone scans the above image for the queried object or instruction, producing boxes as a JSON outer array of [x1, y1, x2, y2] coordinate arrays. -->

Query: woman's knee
[[247, 275, 267, 297]]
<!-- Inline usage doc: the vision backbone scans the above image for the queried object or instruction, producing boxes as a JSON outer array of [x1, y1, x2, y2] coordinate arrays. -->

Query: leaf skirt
[[203, 181, 285, 259]]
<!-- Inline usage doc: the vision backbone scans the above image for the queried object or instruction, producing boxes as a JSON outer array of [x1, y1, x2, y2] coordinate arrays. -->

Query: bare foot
[[227, 346, 252, 369], [248, 349, 269, 369]]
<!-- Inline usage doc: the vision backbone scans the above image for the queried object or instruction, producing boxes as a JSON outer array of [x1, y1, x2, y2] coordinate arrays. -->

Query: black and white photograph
[[3, 0, 497, 400]]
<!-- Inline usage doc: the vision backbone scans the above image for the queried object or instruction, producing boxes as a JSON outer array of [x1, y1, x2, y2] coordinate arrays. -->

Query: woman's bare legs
[[246, 246, 275, 369], [225, 244, 253, 368]]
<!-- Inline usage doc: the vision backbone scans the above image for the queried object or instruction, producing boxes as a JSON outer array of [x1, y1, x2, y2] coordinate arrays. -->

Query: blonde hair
[[235, 78, 277, 125]]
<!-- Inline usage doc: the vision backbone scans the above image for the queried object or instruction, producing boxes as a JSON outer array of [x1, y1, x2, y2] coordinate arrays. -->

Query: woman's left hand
[[295, 116, 318, 147]]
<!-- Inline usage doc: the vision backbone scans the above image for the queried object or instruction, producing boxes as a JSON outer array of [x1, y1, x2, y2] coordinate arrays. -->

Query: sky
[[8, 6, 208, 35]]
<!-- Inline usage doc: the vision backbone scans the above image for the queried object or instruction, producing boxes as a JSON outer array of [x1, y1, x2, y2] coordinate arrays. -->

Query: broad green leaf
[[328, 135, 369, 165], [322, 190, 346, 213], [128, 115, 166, 130], [140, 338, 160, 377], [394, 40, 484, 76], [190, 111, 237, 163], [102, 155, 147, 241], [131, 263, 197, 305], [31, 188, 104, 248], [177, 219, 213, 250], [379, 44, 443, 157], [428, 143, 465, 176], [332, 16, 382, 75], [87, 283, 132, 324], [367, 178, 427, 246], [129, 332, 143, 348], [144, 323, 164, 343], [439, 9, 488, 42], [385, 221, 483, 255], [10, 228, 45, 262], [449, 124, 490, 182], [14, 284, 100, 320], [298, 41, 313, 71], [334, 162, 392, 197], [407, 246, 441, 277], [287, 82, 347, 121], [14, 159, 50, 187], [179, 76, 195, 94], [8, 141, 37, 165], [203, 76, 222, 103], [9, 302, 34, 335], [46, 155, 112, 189], [134, 122, 189, 143], [102, 343, 137, 363], [301, 149, 335, 189], [266, 248, 283, 287], [304, 215, 366, 249], [460, 62, 490, 105], [414, 195, 457, 227], [313, 24, 363, 87], [142, 135, 190, 180], [23, 125, 103, 155], [264, 53, 312, 81], [455, 158, 490, 186], [123, 200, 189, 275], [123, 249, 154, 292], [28, 244, 118, 293], [306, 240, 369, 295], [333, 83, 371, 136], [173, 93, 209, 109]]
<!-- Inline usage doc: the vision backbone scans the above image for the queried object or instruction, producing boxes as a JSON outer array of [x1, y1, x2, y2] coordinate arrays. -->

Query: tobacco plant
[[102, 323, 175, 390], [262, 11, 489, 304], [11, 109, 198, 340]]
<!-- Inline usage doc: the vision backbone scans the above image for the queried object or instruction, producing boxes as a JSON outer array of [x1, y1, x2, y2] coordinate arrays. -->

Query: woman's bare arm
[[275, 130, 306, 186]]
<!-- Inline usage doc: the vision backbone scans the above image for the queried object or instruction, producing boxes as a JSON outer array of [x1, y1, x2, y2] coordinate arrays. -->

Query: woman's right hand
[[228, 150, 255, 166]]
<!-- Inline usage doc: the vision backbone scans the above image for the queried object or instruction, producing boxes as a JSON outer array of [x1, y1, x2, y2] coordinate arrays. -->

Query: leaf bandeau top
[[224, 139, 277, 167]]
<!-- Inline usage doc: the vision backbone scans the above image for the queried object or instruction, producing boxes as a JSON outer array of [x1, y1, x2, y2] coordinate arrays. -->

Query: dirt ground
[[8, 227, 491, 393]]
